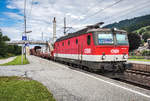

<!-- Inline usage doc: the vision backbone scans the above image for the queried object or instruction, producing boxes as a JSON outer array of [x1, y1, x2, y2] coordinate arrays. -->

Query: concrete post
[[21, 44, 24, 64], [53, 17, 56, 43]]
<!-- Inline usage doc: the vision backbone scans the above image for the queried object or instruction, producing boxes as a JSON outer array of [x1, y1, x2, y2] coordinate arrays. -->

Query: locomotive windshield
[[98, 33, 114, 45], [96, 32, 128, 45], [116, 33, 128, 45]]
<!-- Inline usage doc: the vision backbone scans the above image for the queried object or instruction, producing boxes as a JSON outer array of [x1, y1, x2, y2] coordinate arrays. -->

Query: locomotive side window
[[62, 42, 64, 46], [68, 40, 70, 45], [76, 39, 78, 44], [87, 35, 91, 45]]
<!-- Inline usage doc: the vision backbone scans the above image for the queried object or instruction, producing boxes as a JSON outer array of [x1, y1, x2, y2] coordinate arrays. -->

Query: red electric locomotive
[[53, 22, 129, 72]]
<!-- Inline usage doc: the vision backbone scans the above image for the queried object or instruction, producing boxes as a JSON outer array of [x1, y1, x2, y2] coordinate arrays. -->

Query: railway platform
[[126, 60, 150, 87], [127, 60, 150, 72], [128, 60, 150, 65], [0, 56, 150, 101]]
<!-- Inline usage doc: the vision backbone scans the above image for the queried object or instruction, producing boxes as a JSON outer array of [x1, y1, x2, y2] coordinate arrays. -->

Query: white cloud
[[1, 0, 150, 41], [1, 27, 22, 40], [6, 5, 16, 9], [4, 12, 23, 20]]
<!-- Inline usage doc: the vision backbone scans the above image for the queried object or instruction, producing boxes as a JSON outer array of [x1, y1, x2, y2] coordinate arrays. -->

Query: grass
[[0, 76, 56, 101], [129, 55, 145, 59], [128, 58, 150, 62], [0, 55, 29, 66]]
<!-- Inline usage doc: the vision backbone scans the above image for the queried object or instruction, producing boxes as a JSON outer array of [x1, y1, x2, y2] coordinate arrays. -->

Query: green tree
[[0, 31, 21, 58], [128, 33, 141, 51], [142, 32, 150, 42], [0, 33, 8, 57]]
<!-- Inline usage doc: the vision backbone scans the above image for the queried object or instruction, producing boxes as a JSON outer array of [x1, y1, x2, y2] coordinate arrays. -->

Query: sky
[[0, 0, 150, 41]]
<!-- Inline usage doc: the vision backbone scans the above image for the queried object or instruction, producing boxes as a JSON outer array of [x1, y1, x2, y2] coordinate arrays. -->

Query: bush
[[141, 50, 150, 56], [142, 32, 150, 42], [146, 26, 150, 30]]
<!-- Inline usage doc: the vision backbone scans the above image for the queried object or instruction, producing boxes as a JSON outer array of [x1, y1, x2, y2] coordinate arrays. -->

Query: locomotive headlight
[[102, 55, 106, 60], [123, 54, 128, 59], [102, 52, 106, 60]]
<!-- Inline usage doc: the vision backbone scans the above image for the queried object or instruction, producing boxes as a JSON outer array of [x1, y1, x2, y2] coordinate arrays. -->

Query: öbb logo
[[111, 49, 119, 53], [84, 48, 91, 54]]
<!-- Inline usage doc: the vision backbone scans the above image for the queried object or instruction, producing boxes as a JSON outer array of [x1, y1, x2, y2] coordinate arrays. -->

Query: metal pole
[[64, 17, 66, 35], [24, 0, 27, 59], [21, 44, 23, 64], [53, 17, 56, 43]]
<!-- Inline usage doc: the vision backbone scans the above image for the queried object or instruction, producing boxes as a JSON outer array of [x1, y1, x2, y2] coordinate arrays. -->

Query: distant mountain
[[104, 14, 150, 32]]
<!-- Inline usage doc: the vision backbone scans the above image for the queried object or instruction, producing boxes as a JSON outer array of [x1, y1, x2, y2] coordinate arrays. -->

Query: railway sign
[[22, 36, 27, 41], [84, 48, 91, 54]]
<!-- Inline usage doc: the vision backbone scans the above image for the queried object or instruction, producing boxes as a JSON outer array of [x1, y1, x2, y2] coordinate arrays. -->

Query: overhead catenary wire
[[66, 0, 125, 34], [24, 0, 27, 35], [28, 0, 34, 19], [86, 0, 150, 26], [85, 0, 106, 15], [103, 1, 150, 26], [70, 0, 150, 33], [75, 0, 124, 25], [69, 0, 106, 23], [27, 0, 34, 29]]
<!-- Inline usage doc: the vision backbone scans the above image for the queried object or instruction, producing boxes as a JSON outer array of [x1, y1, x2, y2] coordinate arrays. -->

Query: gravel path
[[0, 55, 150, 101], [0, 56, 16, 64]]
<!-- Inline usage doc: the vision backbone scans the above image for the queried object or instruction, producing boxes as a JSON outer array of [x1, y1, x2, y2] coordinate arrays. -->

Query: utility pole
[[24, 0, 27, 59], [53, 17, 56, 43], [63, 17, 72, 35], [64, 17, 66, 35]]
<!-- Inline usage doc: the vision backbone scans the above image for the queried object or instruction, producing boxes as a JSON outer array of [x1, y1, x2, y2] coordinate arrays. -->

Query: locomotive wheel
[[100, 67, 105, 73]]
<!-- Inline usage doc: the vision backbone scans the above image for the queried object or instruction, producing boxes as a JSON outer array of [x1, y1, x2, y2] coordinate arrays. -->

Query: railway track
[[124, 69, 150, 88], [66, 61, 150, 89], [57, 60, 150, 89]]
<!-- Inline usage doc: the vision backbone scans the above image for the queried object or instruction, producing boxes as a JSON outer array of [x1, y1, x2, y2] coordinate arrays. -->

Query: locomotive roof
[[56, 28, 127, 42]]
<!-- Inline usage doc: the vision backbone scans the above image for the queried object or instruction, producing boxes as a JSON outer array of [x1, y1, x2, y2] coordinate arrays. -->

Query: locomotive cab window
[[98, 33, 114, 45], [116, 33, 128, 45], [87, 35, 91, 45]]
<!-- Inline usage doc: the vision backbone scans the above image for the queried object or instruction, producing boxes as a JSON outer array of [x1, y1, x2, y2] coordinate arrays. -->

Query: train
[[30, 22, 129, 73]]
